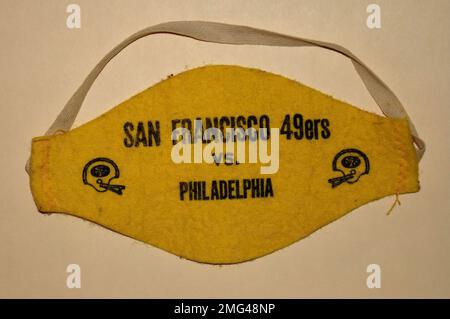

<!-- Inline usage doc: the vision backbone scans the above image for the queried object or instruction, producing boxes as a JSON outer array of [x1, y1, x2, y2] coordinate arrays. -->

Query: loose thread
[[387, 194, 401, 215]]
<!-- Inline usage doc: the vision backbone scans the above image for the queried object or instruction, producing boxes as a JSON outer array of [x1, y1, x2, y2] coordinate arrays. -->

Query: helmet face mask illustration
[[82, 158, 126, 195], [24, 21, 425, 265], [328, 149, 370, 188]]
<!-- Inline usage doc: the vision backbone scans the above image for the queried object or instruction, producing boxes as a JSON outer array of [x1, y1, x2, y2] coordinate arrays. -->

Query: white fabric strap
[[27, 21, 425, 173]]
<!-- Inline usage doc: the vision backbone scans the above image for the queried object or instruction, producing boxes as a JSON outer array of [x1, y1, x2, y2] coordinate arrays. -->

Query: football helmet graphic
[[328, 149, 369, 188], [82, 158, 125, 195]]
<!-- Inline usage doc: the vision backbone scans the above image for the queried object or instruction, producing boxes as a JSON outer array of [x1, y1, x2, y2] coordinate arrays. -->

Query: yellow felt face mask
[[26, 21, 425, 264]]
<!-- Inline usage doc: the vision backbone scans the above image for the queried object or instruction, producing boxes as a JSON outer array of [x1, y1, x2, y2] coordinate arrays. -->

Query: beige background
[[1, 0, 449, 298]]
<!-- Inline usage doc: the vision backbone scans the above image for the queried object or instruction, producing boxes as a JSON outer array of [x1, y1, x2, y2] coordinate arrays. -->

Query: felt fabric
[[29, 21, 424, 163], [29, 65, 419, 264]]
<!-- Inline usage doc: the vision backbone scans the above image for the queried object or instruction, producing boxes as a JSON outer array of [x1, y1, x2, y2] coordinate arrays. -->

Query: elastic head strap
[[26, 21, 425, 173]]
